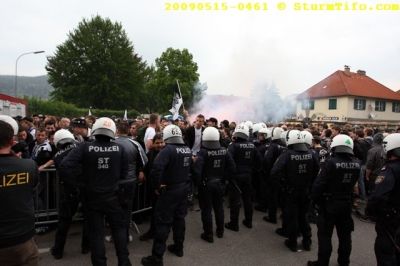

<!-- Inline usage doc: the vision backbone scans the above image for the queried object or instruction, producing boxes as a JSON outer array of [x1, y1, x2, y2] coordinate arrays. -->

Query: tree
[[46, 15, 148, 110], [146, 48, 202, 113]]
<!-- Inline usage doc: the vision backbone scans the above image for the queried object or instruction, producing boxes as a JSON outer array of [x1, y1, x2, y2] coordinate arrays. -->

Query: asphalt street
[[36, 206, 377, 266]]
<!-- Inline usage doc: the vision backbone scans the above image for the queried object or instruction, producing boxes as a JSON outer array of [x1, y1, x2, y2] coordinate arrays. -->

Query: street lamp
[[14, 50, 45, 97]]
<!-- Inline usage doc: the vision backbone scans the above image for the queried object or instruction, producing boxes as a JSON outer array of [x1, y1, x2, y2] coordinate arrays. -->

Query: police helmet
[[331, 134, 354, 155], [163, 124, 184, 144], [286, 130, 308, 151], [0, 115, 18, 135], [91, 117, 116, 139], [382, 133, 400, 157], [258, 127, 271, 139], [252, 123, 266, 134], [271, 127, 284, 140], [301, 130, 313, 146], [202, 127, 221, 149], [54, 129, 76, 148], [233, 123, 249, 140]]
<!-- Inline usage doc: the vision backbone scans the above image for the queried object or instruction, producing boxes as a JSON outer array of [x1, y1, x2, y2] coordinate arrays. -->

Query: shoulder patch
[[381, 166, 386, 171], [375, 175, 385, 184]]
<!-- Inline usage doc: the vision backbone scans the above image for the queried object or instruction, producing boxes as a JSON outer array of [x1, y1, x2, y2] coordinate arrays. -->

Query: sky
[[1, 0, 400, 98]]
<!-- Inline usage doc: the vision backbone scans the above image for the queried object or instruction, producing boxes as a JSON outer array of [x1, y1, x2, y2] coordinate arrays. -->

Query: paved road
[[36, 206, 377, 266]]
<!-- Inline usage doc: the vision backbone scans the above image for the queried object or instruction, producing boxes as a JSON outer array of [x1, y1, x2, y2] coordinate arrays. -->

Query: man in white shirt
[[144, 114, 160, 153], [185, 114, 205, 156]]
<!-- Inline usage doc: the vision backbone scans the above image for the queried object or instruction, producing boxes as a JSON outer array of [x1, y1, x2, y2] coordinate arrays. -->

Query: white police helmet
[[301, 131, 313, 146], [331, 134, 354, 155], [286, 130, 308, 151], [271, 127, 284, 140], [91, 117, 116, 139], [163, 124, 184, 144], [0, 115, 18, 136], [54, 129, 75, 148], [233, 123, 249, 140], [382, 133, 400, 156], [252, 123, 266, 134], [258, 127, 271, 139], [202, 127, 221, 149]]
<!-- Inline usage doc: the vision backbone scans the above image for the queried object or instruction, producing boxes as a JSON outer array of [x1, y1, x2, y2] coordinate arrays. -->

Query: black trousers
[[53, 187, 89, 252], [228, 177, 253, 226], [284, 192, 311, 245], [316, 211, 354, 266], [152, 183, 189, 257], [87, 197, 131, 266], [374, 219, 400, 266], [198, 180, 224, 236]]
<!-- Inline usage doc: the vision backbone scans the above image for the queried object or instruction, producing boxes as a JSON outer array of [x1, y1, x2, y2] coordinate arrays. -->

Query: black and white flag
[[169, 82, 183, 120]]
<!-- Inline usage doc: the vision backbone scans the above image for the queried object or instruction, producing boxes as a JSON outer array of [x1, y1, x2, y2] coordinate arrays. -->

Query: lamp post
[[14, 50, 45, 97]]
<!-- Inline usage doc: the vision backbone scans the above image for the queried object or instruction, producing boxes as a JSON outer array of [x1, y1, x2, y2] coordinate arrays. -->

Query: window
[[302, 100, 314, 110], [375, 100, 386, 112], [328, 98, 337, 110], [354, 98, 366, 110], [393, 102, 400, 113]]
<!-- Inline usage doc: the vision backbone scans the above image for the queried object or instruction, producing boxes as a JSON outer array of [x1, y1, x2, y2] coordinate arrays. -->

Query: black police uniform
[[60, 137, 131, 266], [226, 138, 261, 230], [263, 140, 286, 222], [0, 154, 39, 265], [51, 142, 90, 258], [193, 146, 236, 240], [253, 139, 267, 209], [148, 143, 192, 261], [271, 146, 319, 250], [367, 159, 400, 266], [310, 153, 360, 266]]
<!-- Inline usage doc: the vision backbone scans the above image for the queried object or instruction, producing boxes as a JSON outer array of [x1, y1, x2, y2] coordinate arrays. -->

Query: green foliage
[[146, 48, 204, 112], [46, 15, 148, 110], [27, 97, 139, 118]]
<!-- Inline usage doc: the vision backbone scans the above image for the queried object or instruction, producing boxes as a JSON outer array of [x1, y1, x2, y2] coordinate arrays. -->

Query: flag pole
[[176, 79, 185, 111]]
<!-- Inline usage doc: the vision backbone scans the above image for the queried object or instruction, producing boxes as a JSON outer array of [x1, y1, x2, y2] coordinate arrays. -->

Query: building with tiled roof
[[296, 66, 400, 124]]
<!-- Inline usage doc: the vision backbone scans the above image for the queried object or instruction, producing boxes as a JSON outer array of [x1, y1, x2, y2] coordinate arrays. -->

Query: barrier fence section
[[35, 168, 153, 226]]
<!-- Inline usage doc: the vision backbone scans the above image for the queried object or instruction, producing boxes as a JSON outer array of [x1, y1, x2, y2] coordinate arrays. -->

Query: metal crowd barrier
[[34, 168, 153, 226]]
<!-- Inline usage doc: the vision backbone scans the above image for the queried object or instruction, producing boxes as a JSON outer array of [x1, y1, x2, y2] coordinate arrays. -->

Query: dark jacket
[[228, 139, 261, 179], [184, 126, 205, 150], [0, 154, 39, 248]]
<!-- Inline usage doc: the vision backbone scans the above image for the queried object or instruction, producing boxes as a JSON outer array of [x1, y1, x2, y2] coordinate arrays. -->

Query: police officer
[[308, 134, 360, 266], [60, 117, 131, 266], [263, 126, 285, 224], [50, 129, 89, 259], [193, 127, 236, 242], [254, 127, 271, 212], [366, 133, 400, 266], [141, 125, 192, 266], [0, 119, 39, 266], [225, 123, 261, 231], [271, 130, 319, 252]]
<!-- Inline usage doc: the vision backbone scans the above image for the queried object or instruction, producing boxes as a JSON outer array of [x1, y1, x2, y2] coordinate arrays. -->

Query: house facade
[[296, 66, 400, 125]]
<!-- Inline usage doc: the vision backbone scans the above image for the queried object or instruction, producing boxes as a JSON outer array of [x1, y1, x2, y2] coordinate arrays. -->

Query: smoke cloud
[[190, 82, 297, 124]]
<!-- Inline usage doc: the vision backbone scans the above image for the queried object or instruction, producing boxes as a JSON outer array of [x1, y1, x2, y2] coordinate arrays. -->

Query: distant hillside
[[0, 75, 53, 99]]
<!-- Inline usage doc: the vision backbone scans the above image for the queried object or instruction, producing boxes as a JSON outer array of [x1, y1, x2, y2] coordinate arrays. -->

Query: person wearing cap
[[50, 129, 89, 259], [192, 127, 236, 243], [271, 130, 319, 252], [71, 117, 89, 142], [225, 123, 261, 232], [366, 133, 400, 266], [308, 134, 360, 266], [60, 117, 131, 266], [206, 117, 218, 128], [141, 125, 192, 266], [0, 120, 40, 266]]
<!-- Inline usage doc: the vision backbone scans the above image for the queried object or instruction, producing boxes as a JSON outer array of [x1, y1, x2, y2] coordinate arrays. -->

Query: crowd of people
[[0, 112, 399, 266]]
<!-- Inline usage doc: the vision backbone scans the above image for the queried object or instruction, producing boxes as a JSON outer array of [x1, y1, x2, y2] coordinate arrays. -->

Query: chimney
[[357, 70, 366, 76], [344, 65, 351, 74]]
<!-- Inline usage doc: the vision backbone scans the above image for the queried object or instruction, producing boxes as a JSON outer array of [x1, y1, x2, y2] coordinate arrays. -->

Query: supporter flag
[[123, 109, 128, 121], [88, 108, 92, 116], [169, 81, 183, 120]]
